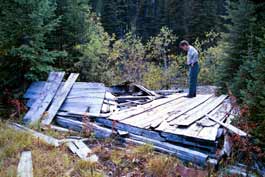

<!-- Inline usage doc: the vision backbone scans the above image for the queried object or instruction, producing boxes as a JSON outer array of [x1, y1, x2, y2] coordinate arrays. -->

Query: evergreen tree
[[216, 0, 255, 96], [0, 0, 63, 92], [47, 0, 91, 71]]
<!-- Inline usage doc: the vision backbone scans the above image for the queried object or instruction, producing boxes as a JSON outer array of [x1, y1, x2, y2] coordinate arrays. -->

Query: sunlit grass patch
[[0, 121, 104, 177], [146, 155, 179, 177]]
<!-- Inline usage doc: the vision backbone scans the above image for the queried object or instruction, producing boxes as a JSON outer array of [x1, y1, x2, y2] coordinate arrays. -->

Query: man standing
[[179, 40, 199, 98]]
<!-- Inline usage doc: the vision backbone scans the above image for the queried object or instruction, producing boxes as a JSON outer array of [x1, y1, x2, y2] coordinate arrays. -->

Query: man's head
[[179, 40, 189, 51]]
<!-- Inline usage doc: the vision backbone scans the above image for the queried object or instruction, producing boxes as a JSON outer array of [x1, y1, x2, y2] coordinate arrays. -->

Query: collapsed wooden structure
[[22, 72, 246, 166]]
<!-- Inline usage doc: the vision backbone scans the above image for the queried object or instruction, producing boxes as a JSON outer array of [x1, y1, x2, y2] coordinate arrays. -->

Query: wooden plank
[[23, 72, 65, 125], [172, 95, 227, 126], [24, 82, 105, 98], [149, 94, 213, 128], [121, 97, 188, 126], [109, 93, 185, 121], [42, 73, 79, 125], [67, 140, 98, 162], [56, 117, 209, 165], [168, 96, 218, 126], [158, 103, 234, 142], [56, 116, 113, 138], [206, 114, 247, 137], [9, 123, 60, 147], [96, 118, 166, 142], [120, 137, 208, 166], [17, 151, 33, 177], [26, 83, 106, 115]]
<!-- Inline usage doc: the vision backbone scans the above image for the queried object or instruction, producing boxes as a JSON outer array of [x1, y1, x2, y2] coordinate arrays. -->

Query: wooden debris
[[42, 73, 79, 125], [25, 81, 107, 115], [56, 116, 113, 138], [23, 72, 65, 125], [173, 95, 227, 126], [10, 123, 60, 147], [67, 140, 98, 162], [206, 114, 247, 137], [17, 151, 33, 177]]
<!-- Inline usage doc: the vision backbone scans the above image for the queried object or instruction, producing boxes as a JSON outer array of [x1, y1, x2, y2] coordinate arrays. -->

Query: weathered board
[[23, 72, 65, 125], [206, 114, 247, 137], [139, 94, 213, 128], [172, 95, 227, 126], [17, 151, 33, 177], [109, 93, 185, 121], [56, 116, 113, 138], [10, 123, 60, 147], [56, 117, 210, 165], [42, 73, 79, 125], [25, 82, 106, 115], [67, 140, 98, 162], [121, 97, 188, 126]]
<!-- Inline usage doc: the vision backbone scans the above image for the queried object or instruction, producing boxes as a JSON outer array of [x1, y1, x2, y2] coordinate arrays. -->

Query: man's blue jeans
[[188, 62, 199, 97]]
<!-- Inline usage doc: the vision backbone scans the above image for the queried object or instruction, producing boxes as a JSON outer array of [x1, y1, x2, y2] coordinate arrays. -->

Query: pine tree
[[216, 0, 255, 96], [0, 0, 63, 92]]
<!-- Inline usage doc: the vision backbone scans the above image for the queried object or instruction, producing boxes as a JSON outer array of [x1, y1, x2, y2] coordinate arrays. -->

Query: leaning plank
[[24, 82, 105, 99], [17, 151, 33, 177], [42, 73, 79, 125], [9, 123, 60, 147], [206, 114, 247, 137], [173, 95, 227, 126], [23, 72, 65, 125], [67, 140, 98, 162]]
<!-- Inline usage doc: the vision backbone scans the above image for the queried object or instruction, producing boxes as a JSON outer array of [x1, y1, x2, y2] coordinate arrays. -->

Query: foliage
[[216, 0, 265, 150], [216, 0, 256, 95], [143, 64, 164, 90], [91, 0, 226, 42], [108, 33, 146, 84], [193, 31, 221, 84], [0, 0, 64, 92], [74, 10, 112, 83]]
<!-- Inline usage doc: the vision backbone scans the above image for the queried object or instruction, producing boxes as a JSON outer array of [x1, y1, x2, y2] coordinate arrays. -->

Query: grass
[[0, 120, 223, 177], [0, 120, 104, 177]]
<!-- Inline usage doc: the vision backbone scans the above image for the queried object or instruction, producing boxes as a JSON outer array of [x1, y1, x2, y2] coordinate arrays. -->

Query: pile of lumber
[[22, 72, 248, 167]]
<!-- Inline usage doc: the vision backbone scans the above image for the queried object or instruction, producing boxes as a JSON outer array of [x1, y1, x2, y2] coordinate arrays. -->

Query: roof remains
[[22, 72, 247, 166]]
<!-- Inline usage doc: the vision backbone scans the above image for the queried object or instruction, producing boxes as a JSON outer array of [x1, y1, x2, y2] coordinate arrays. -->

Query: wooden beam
[[206, 114, 247, 137], [42, 73, 79, 125], [17, 151, 33, 177], [9, 123, 60, 147], [23, 72, 65, 125], [56, 116, 113, 138]]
